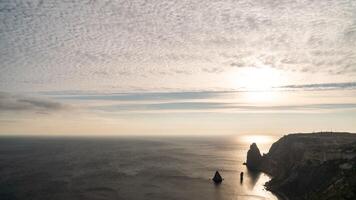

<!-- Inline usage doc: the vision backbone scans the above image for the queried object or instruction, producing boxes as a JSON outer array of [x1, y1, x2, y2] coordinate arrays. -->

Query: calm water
[[0, 136, 279, 200]]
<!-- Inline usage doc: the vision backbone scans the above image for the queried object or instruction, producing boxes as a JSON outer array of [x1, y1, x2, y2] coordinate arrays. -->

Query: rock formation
[[212, 171, 223, 184], [247, 132, 356, 200], [246, 143, 262, 170]]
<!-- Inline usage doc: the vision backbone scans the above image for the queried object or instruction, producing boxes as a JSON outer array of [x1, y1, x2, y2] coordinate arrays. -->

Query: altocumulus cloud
[[1, 0, 355, 92]]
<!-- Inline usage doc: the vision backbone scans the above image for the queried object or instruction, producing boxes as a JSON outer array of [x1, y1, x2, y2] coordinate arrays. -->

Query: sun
[[240, 135, 274, 144], [231, 66, 281, 91], [229, 66, 283, 103]]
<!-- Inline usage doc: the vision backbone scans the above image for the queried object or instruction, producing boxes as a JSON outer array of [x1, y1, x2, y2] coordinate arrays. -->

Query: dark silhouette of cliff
[[246, 132, 356, 200], [246, 143, 262, 170]]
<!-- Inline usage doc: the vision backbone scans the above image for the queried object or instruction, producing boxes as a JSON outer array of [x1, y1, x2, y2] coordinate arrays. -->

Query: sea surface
[[0, 136, 279, 200]]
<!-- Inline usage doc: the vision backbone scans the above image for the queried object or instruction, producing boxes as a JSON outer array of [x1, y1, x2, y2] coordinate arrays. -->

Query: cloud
[[1, 0, 355, 92], [53, 91, 229, 102], [0, 92, 68, 112], [92, 101, 356, 113], [226, 50, 356, 75], [201, 67, 224, 73], [279, 82, 356, 90], [230, 62, 247, 68], [47, 80, 356, 104], [42, 90, 356, 113], [171, 69, 192, 75]]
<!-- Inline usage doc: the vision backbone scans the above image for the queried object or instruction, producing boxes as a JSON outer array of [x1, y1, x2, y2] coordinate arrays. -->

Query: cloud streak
[[279, 82, 356, 90], [92, 102, 356, 113], [37, 88, 356, 114], [52, 91, 231, 102], [0, 92, 68, 112], [47, 81, 356, 103]]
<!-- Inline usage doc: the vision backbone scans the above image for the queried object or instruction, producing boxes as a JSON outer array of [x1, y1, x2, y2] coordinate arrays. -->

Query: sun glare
[[229, 66, 283, 103], [240, 135, 274, 145], [231, 66, 282, 91]]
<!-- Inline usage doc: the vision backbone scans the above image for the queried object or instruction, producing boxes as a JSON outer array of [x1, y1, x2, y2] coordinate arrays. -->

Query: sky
[[0, 0, 356, 136]]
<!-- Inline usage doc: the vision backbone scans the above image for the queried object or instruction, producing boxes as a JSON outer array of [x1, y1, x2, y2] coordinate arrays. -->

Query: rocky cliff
[[246, 143, 262, 170], [246, 132, 356, 200]]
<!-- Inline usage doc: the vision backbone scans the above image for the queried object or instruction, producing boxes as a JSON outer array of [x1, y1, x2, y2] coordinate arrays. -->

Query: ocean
[[0, 136, 278, 200]]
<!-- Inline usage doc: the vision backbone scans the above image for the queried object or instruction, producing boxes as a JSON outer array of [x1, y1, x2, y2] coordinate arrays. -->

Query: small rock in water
[[212, 171, 223, 183]]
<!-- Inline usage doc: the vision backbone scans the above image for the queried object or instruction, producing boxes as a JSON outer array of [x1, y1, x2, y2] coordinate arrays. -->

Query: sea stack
[[212, 171, 223, 184], [246, 143, 262, 170]]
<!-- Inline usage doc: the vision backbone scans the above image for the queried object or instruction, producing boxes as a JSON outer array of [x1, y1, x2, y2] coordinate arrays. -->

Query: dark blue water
[[0, 136, 278, 200]]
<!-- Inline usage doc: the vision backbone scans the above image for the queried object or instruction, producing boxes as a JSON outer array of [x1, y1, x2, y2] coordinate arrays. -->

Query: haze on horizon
[[1, 0, 356, 136]]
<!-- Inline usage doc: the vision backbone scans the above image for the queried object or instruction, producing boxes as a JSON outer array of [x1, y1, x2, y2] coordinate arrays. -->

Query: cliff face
[[246, 132, 356, 200]]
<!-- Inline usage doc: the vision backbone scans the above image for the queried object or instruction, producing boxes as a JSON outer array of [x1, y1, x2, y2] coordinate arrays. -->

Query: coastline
[[247, 132, 356, 200], [269, 187, 289, 200]]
